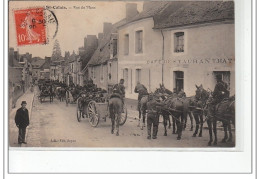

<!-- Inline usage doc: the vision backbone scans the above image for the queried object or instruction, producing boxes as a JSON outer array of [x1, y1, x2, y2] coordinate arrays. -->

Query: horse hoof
[[168, 126, 171, 129], [137, 124, 140, 127], [221, 139, 226, 143], [116, 133, 119, 136], [164, 133, 167, 136], [147, 136, 151, 139], [141, 127, 143, 130], [172, 131, 176, 134], [177, 136, 181, 140], [192, 134, 196, 137], [208, 142, 212, 146], [111, 130, 114, 134], [213, 141, 217, 146], [198, 134, 202, 137]]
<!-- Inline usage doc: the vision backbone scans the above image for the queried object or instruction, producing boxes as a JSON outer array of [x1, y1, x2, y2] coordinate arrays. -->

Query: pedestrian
[[15, 101, 30, 144], [146, 94, 163, 139]]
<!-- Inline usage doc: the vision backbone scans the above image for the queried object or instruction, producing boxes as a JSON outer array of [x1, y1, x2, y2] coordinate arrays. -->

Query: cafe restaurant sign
[[147, 58, 234, 65]]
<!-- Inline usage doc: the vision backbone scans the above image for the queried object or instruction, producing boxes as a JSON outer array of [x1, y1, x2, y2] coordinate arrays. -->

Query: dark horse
[[189, 85, 210, 137], [159, 96, 188, 140], [109, 97, 123, 136], [205, 94, 235, 146]]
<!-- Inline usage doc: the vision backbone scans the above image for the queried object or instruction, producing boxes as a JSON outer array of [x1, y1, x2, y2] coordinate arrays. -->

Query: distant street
[[7, 87, 235, 148]]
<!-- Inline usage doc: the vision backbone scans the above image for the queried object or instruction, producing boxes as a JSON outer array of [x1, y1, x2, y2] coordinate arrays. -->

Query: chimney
[[103, 22, 113, 36], [126, 3, 138, 20], [98, 33, 104, 45]]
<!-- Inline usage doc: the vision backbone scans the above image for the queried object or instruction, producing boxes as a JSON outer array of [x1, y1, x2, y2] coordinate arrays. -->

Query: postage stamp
[[14, 8, 47, 46]]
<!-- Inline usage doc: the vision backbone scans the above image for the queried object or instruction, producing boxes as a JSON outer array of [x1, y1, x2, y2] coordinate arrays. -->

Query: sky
[[9, 1, 143, 58]]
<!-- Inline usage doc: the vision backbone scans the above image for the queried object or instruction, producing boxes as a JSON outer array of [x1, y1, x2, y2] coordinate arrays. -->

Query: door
[[174, 71, 184, 93]]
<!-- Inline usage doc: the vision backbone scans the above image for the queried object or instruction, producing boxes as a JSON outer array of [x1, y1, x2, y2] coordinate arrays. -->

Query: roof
[[31, 57, 45, 68], [118, 1, 169, 28], [153, 1, 234, 29], [87, 19, 125, 67], [41, 59, 51, 70]]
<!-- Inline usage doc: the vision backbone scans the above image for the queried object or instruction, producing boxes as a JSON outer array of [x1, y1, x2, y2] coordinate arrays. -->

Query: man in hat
[[146, 94, 163, 139], [212, 74, 229, 104], [15, 101, 30, 144]]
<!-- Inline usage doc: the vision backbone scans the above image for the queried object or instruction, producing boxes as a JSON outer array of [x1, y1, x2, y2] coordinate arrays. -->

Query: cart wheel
[[119, 106, 127, 126], [87, 101, 99, 127], [76, 98, 82, 122]]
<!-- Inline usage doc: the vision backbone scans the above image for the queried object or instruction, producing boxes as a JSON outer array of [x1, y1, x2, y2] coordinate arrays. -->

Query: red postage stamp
[[14, 8, 47, 46]]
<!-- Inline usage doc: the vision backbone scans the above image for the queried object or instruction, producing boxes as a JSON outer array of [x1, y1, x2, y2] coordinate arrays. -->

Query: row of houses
[[86, 1, 235, 99], [10, 1, 235, 101]]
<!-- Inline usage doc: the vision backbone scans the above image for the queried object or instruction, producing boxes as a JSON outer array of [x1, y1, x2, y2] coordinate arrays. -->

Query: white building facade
[[117, 2, 235, 99]]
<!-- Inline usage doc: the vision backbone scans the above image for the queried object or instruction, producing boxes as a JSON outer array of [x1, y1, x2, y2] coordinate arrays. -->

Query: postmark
[[14, 8, 47, 46]]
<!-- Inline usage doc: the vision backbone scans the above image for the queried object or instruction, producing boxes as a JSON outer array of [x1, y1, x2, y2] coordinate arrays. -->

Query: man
[[178, 89, 186, 98], [111, 79, 125, 111], [212, 74, 229, 104], [172, 88, 178, 98], [146, 94, 163, 139], [15, 101, 30, 144], [134, 82, 148, 110]]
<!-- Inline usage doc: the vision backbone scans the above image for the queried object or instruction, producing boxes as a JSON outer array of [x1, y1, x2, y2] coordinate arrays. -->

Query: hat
[[21, 101, 27, 105]]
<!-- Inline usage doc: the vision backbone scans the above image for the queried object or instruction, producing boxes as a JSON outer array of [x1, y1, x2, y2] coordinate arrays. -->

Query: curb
[[23, 88, 35, 145]]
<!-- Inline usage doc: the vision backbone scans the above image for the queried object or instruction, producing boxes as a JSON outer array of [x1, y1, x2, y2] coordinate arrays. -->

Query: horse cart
[[76, 95, 127, 127], [38, 84, 53, 103]]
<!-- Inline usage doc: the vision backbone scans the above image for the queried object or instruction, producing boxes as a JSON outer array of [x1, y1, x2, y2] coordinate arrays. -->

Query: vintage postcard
[[8, 0, 236, 149]]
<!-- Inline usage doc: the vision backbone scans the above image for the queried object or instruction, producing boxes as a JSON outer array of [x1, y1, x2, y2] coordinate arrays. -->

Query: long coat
[[15, 108, 29, 128]]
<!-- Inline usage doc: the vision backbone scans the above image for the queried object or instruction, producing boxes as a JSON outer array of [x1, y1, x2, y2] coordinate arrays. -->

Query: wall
[[162, 23, 235, 96], [118, 18, 163, 99], [118, 19, 235, 99]]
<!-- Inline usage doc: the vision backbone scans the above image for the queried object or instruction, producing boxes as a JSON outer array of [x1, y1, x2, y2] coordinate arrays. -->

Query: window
[[91, 67, 95, 80], [123, 68, 128, 88], [113, 39, 117, 57], [124, 34, 129, 55], [213, 71, 230, 88], [174, 32, 184, 53], [136, 69, 141, 85], [174, 71, 184, 93], [108, 63, 112, 80], [100, 65, 105, 81], [135, 30, 143, 53]]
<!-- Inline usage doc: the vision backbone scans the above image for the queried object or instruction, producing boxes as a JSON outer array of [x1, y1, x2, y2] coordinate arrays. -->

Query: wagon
[[38, 85, 52, 103], [76, 99, 127, 127]]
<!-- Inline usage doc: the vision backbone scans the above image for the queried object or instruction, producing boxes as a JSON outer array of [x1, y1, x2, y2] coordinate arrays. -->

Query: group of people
[[14, 74, 229, 144]]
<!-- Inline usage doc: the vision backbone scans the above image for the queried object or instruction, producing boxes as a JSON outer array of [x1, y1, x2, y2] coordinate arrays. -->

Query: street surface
[[9, 87, 235, 148]]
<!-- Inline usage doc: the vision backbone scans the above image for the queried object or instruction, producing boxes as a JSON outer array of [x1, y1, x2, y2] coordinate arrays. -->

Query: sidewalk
[[9, 88, 35, 147]]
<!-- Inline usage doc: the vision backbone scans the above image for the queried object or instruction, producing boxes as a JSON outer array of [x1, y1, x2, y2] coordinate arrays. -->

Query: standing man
[[146, 94, 163, 139], [134, 82, 148, 110], [15, 101, 29, 144]]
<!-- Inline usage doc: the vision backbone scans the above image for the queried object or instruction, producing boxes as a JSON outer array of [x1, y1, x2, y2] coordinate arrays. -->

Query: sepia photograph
[[8, 0, 236, 149]]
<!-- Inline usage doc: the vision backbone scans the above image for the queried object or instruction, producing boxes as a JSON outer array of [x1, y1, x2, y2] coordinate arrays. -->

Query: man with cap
[[146, 94, 164, 139], [15, 101, 30, 144]]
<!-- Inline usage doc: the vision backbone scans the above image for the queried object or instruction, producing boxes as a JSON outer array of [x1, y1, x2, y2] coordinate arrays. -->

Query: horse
[[205, 94, 235, 146], [159, 96, 187, 140], [57, 87, 66, 102], [109, 97, 123, 136], [137, 84, 171, 130], [188, 85, 210, 137]]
